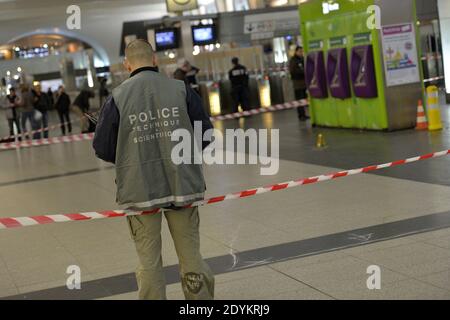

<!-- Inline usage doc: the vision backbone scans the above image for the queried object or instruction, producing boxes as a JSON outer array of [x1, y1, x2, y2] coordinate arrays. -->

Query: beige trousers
[[126, 207, 214, 300]]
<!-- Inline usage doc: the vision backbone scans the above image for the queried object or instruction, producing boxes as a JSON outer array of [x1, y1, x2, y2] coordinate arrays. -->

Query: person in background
[[289, 46, 310, 121], [32, 84, 51, 139], [54, 85, 72, 135], [181, 60, 200, 92], [93, 39, 214, 300], [228, 57, 250, 113], [72, 87, 95, 133], [47, 87, 54, 109], [98, 77, 109, 108], [173, 68, 186, 82], [2, 87, 22, 138], [19, 84, 38, 140]]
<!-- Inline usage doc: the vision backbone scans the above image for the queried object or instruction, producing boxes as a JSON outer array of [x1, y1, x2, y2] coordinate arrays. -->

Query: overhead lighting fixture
[[271, 0, 288, 6]]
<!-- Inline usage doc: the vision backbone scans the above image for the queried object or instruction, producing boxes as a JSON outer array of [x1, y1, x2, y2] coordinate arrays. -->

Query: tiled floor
[[1, 99, 450, 299], [104, 229, 450, 300]]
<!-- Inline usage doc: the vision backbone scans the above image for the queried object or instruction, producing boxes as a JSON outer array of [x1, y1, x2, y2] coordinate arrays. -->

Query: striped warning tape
[[0, 111, 99, 143], [1, 149, 449, 229], [197, 66, 289, 77], [0, 133, 95, 151], [0, 100, 307, 151], [0, 120, 71, 142], [210, 100, 307, 121]]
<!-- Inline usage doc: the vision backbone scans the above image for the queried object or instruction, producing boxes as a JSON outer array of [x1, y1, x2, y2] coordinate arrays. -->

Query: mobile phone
[[84, 112, 98, 124]]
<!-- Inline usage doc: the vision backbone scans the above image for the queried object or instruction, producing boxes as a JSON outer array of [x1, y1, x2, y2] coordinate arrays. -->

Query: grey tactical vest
[[112, 70, 206, 211]]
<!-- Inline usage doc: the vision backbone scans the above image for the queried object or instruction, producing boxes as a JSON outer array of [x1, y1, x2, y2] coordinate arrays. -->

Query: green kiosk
[[299, 0, 425, 130]]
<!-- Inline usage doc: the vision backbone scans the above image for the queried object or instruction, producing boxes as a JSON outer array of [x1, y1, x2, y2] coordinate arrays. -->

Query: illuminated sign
[[322, 2, 340, 15]]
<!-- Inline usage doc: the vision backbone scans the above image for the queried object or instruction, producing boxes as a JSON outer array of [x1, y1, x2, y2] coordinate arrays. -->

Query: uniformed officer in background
[[228, 57, 250, 113], [289, 46, 309, 121]]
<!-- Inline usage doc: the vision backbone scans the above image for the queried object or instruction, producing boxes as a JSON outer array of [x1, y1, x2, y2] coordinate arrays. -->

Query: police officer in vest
[[93, 39, 214, 300], [228, 57, 250, 113]]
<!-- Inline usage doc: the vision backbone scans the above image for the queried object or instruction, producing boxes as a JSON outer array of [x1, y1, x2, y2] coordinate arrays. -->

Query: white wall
[[0, 1, 168, 68]]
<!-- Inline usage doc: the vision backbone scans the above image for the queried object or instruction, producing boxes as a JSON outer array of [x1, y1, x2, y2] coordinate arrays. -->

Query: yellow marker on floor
[[316, 133, 326, 148], [426, 85, 442, 131]]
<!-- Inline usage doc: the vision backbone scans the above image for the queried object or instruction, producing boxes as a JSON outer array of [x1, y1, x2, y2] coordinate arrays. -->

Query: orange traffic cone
[[415, 100, 428, 130]]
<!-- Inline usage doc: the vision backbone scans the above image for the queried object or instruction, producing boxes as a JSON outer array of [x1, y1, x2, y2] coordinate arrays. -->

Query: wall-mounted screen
[[192, 25, 217, 45], [154, 28, 179, 51]]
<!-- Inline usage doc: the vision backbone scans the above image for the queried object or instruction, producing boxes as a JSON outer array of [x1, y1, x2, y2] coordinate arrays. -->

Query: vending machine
[[299, 0, 424, 130], [305, 51, 328, 99]]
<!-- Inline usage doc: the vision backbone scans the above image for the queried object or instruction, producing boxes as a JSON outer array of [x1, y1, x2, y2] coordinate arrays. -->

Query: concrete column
[[437, 0, 450, 102], [180, 20, 194, 63], [58, 56, 77, 92], [215, 0, 235, 12], [248, 0, 267, 9], [84, 48, 99, 89]]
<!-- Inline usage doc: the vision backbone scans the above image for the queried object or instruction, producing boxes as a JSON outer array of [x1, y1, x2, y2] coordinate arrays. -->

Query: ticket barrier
[[269, 73, 296, 105], [269, 74, 284, 105], [218, 80, 235, 115], [198, 82, 222, 116], [249, 77, 262, 108]]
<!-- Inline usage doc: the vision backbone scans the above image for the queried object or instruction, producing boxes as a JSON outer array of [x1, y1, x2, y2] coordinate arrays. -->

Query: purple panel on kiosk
[[326, 48, 351, 99], [350, 45, 378, 98], [305, 51, 328, 98]]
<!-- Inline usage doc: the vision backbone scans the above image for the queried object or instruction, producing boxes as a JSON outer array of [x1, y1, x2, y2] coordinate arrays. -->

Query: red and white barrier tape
[[0, 100, 306, 151], [1, 149, 449, 229], [0, 120, 71, 142], [198, 66, 289, 77], [0, 133, 95, 151], [210, 99, 307, 121], [1, 111, 99, 143]]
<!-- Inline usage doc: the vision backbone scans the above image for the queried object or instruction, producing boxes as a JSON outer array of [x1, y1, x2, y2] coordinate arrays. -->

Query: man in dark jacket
[[32, 84, 50, 138], [93, 39, 214, 300], [228, 57, 250, 113], [98, 77, 109, 107], [289, 46, 309, 121], [54, 85, 72, 135], [73, 88, 95, 133], [47, 88, 54, 108], [4, 87, 22, 138], [175, 60, 201, 94]]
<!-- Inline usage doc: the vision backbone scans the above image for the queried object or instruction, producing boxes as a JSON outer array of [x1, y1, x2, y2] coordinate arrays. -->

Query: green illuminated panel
[[299, 0, 389, 130]]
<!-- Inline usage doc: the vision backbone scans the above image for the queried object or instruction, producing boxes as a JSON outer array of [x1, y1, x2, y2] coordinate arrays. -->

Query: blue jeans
[[35, 111, 49, 139], [21, 111, 38, 139]]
